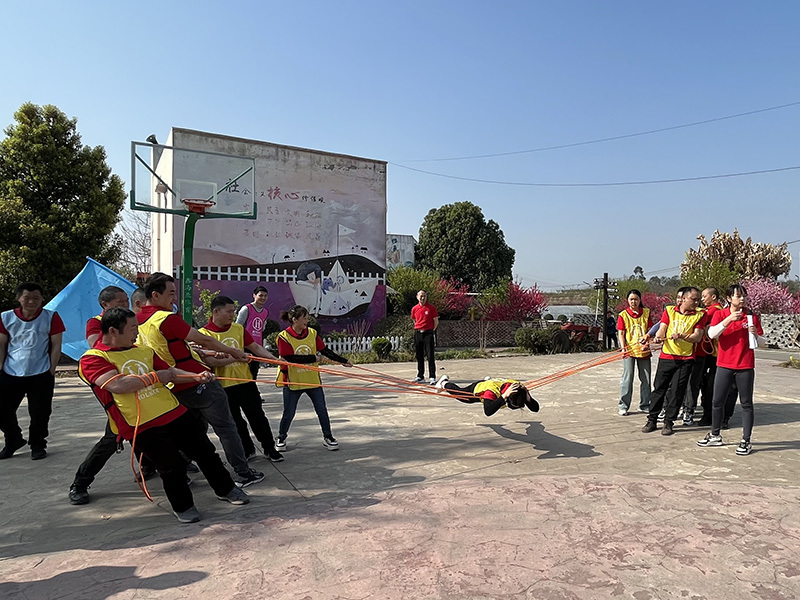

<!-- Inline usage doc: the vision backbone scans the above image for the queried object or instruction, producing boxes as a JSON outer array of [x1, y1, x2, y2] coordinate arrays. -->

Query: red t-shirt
[[276, 327, 325, 356], [86, 315, 102, 340], [658, 307, 706, 361], [0, 308, 65, 336], [711, 309, 763, 370], [137, 305, 209, 392], [616, 307, 654, 331], [411, 302, 438, 331], [203, 321, 255, 346], [79, 342, 186, 436]]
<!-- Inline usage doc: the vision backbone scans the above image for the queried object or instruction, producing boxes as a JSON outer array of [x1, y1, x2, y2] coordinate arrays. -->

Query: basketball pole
[[181, 212, 199, 324]]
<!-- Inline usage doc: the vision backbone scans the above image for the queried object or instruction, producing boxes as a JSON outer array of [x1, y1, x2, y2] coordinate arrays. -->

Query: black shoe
[[0, 438, 27, 460], [641, 421, 657, 433], [31, 448, 47, 460], [267, 449, 284, 462], [69, 484, 90, 505], [234, 469, 265, 488], [185, 462, 200, 473], [661, 422, 675, 436]]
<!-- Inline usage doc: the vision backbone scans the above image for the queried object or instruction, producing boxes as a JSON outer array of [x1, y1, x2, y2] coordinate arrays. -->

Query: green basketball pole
[[181, 212, 199, 324]]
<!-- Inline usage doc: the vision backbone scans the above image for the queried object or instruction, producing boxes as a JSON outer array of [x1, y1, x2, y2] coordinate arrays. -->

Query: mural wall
[[155, 128, 387, 333], [386, 234, 415, 269]]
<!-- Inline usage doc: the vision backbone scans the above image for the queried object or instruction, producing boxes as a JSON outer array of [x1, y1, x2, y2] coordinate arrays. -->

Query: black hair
[[144, 272, 174, 299], [676, 286, 689, 296], [101, 307, 136, 333], [98, 285, 126, 306], [280, 305, 309, 323], [704, 287, 719, 299], [15, 282, 44, 298], [627, 289, 646, 308], [726, 284, 748, 299], [131, 287, 147, 304], [211, 295, 235, 311], [253, 285, 268, 295], [506, 386, 529, 410]]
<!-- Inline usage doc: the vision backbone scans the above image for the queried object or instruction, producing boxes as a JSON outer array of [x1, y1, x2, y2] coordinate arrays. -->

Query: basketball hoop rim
[[181, 197, 216, 215]]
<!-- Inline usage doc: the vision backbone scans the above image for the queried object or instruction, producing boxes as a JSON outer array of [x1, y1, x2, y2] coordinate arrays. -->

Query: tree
[[681, 259, 740, 295], [386, 265, 472, 318], [478, 279, 548, 321], [0, 103, 125, 307], [416, 201, 515, 291], [114, 209, 151, 281], [682, 229, 791, 281]]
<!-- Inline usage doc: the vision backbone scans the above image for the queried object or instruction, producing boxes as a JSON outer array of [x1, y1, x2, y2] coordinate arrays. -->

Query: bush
[[374, 314, 414, 351], [264, 332, 279, 352], [515, 326, 556, 354], [263, 319, 280, 336], [372, 337, 393, 359]]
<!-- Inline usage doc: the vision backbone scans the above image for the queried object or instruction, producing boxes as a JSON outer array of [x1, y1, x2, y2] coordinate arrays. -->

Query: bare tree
[[114, 208, 151, 280], [682, 229, 791, 281]]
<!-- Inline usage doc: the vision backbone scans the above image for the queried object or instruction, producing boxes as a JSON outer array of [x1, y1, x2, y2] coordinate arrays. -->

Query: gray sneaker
[[217, 487, 250, 505], [173, 505, 201, 523], [234, 469, 265, 488], [322, 435, 339, 451], [274, 436, 287, 452], [697, 433, 723, 447]]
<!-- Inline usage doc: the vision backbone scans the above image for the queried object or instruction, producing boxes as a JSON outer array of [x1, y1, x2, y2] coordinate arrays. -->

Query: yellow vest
[[80, 346, 181, 434], [198, 323, 252, 387], [137, 309, 202, 367], [473, 378, 517, 409], [661, 306, 705, 357], [276, 328, 321, 390], [619, 308, 651, 358]]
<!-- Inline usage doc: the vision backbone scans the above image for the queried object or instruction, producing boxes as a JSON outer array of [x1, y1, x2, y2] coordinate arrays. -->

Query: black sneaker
[[641, 421, 657, 433], [173, 505, 201, 523], [234, 469, 265, 488], [274, 436, 287, 452], [0, 438, 27, 460], [661, 422, 674, 436], [735, 440, 752, 455], [185, 462, 200, 473], [30, 448, 47, 460], [68, 485, 90, 505], [322, 435, 339, 451], [267, 449, 284, 462]]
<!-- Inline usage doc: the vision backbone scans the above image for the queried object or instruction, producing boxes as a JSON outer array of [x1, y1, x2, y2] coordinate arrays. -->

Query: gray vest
[[1, 309, 55, 376]]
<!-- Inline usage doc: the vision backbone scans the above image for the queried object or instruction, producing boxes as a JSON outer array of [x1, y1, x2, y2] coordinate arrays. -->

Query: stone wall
[[761, 314, 800, 349]]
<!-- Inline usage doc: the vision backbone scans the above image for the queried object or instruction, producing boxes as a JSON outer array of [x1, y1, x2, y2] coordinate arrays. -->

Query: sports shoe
[[661, 422, 674, 436], [217, 486, 250, 505], [657, 409, 666, 422], [682, 412, 694, 426], [641, 421, 657, 433], [429, 377, 436, 385], [68, 484, 90, 505], [412, 377, 424, 383], [267, 449, 284, 462], [322, 435, 339, 451], [30, 448, 47, 460], [0, 439, 27, 460], [639, 406, 650, 413], [735, 440, 752, 455], [173, 505, 201, 523], [697, 433, 723, 447], [185, 461, 200, 473], [618, 408, 628, 416], [274, 436, 287, 452], [234, 469, 265, 488], [435, 375, 450, 390]]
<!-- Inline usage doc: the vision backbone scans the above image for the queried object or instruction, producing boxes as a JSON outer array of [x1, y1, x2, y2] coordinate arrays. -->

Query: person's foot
[[661, 422, 674, 436], [68, 484, 90, 505], [185, 462, 200, 473], [618, 408, 628, 416], [641, 421, 657, 433], [267, 448, 284, 462], [697, 433, 723, 447], [429, 377, 436, 385], [682, 412, 694, 426], [735, 439, 752, 456], [274, 436, 287, 452], [412, 376, 424, 383], [234, 469, 265, 488], [217, 487, 250, 505], [639, 406, 650, 413], [30, 448, 47, 460], [135, 466, 158, 483], [173, 505, 202, 523], [322, 435, 339, 451], [435, 375, 450, 390], [0, 439, 27, 460]]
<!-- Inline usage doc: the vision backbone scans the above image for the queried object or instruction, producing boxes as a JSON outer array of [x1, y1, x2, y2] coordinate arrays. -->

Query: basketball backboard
[[130, 141, 257, 219]]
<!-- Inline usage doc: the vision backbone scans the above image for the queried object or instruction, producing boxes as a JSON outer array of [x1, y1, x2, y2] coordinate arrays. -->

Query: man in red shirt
[[0, 282, 65, 460], [411, 290, 439, 385], [695, 287, 724, 427], [137, 273, 264, 488]]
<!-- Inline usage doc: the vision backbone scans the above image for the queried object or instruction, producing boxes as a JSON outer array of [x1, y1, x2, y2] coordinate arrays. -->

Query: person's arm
[[246, 342, 277, 361], [95, 365, 212, 394], [185, 327, 248, 361], [235, 305, 249, 327], [676, 327, 703, 344], [318, 346, 352, 367], [0, 332, 7, 371], [433, 316, 439, 330], [49, 332, 62, 375], [483, 396, 505, 416], [202, 353, 239, 367]]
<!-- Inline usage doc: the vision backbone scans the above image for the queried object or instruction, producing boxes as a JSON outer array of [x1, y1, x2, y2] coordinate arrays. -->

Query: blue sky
[[2, 1, 799, 289]]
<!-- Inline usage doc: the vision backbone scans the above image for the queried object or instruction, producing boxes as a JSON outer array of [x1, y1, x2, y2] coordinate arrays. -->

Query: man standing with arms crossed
[[137, 273, 264, 487], [411, 290, 439, 385]]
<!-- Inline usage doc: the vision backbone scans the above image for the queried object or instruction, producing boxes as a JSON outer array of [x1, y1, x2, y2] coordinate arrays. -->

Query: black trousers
[[682, 356, 705, 412], [135, 411, 236, 513], [72, 421, 155, 488], [647, 358, 694, 424], [414, 330, 436, 379], [0, 370, 54, 451], [224, 381, 276, 455], [699, 354, 718, 416], [711, 368, 755, 440]]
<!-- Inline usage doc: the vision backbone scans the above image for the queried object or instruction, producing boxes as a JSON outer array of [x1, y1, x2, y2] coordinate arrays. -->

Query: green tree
[[0, 103, 125, 307], [416, 201, 515, 291], [386, 266, 443, 315], [682, 229, 791, 281], [681, 260, 740, 294]]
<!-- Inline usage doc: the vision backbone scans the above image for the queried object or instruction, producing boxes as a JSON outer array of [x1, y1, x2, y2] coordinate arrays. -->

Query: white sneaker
[[274, 437, 287, 452], [618, 408, 628, 416], [323, 435, 339, 451], [435, 375, 450, 390], [412, 377, 424, 383], [429, 377, 436, 385], [735, 440, 752, 455], [697, 433, 723, 447]]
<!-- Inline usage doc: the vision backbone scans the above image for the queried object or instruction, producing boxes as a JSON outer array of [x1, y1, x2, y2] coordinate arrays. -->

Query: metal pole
[[602, 272, 609, 346], [182, 213, 199, 324]]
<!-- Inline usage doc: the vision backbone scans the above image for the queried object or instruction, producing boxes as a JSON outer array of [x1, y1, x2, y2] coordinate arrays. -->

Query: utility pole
[[593, 273, 618, 345]]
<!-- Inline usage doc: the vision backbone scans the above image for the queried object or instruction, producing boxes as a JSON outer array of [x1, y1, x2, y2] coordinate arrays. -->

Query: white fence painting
[[323, 335, 404, 354]]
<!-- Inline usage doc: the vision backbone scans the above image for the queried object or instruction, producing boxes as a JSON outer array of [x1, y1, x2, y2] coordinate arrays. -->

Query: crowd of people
[[0, 278, 766, 523]]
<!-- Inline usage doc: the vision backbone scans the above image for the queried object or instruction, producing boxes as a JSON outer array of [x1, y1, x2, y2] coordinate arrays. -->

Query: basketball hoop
[[181, 198, 216, 215]]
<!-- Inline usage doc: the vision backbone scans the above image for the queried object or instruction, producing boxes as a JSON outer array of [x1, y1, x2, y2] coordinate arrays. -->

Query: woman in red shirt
[[697, 284, 765, 455]]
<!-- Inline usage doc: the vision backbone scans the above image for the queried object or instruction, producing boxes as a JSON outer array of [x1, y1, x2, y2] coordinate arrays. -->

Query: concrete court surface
[[1, 351, 799, 600]]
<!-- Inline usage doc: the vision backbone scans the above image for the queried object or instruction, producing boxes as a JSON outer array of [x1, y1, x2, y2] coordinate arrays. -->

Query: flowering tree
[[480, 280, 548, 321], [435, 277, 472, 319], [740, 279, 798, 314]]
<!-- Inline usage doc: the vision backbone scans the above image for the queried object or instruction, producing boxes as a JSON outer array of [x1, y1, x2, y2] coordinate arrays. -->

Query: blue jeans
[[619, 356, 651, 412], [278, 386, 332, 439]]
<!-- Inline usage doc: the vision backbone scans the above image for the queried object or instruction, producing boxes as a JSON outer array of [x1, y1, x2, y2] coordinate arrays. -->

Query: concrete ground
[[1, 350, 799, 600]]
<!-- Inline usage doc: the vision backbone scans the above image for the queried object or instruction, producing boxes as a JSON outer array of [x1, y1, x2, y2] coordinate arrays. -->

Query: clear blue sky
[[2, 1, 799, 289]]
